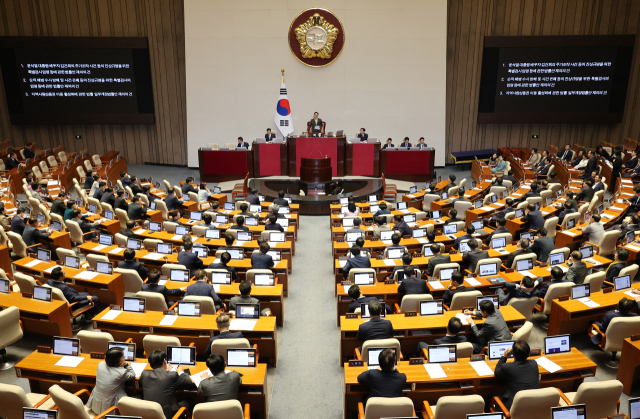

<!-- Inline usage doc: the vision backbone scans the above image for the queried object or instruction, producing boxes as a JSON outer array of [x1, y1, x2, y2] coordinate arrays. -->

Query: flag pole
[[281, 68, 285, 82]]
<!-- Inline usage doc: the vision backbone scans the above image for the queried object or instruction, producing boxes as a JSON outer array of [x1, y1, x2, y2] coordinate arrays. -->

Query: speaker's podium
[[300, 157, 332, 183]]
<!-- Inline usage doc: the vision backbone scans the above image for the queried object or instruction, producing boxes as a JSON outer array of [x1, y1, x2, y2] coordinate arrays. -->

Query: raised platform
[[251, 178, 384, 215]]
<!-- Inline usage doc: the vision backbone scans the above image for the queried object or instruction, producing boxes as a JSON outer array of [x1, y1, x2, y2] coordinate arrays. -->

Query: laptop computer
[[549, 252, 565, 266], [96, 261, 113, 275], [37, 249, 51, 263], [235, 303, 260, 319], [176, 301, 201, 317], [439, 267, 456, 281], [227, 348, 257, 368], [477, 295, 499, 311], [210, 272, 231, 284], [0, 278, 9, 294], [53, 336, 80, 356], [386, 248, 404, 259], [205, 229, 220, 240], [367, 347, 395, 368], [614, 275, 631, 291], [571, 284, 590, 299], [515, 258, 534, 272], [420, 299, 444, 316], [157, 243, 173, 255], [427, 344, 457, 364], [149, 221, 162, 232], [170, 269, 190, 282], [23, 408, 58, 419], [107, 341, 136, 361], [544, 334, 571, 355], [360, 303, 386, 318], [98, 234, 112, 246], [491, 237, 506, 249], [629, 397, 640, 419], [166, 345, 196, 366], [123, 296, 146, 313], [33, 285, 52, 302], [551, 405, 586, 419], [254, 273, 275, 286], [487, 340, 515, 360], [354, 272, 375, 285], [127, 238, 142, 250]]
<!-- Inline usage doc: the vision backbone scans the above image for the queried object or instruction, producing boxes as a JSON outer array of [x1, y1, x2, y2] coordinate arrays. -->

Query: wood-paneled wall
[[447, 0, 640, 163], [0, 0, 186, 165]]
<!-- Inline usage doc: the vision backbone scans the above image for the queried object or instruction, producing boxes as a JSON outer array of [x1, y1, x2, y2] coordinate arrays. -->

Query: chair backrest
[[39, 160, 48, 173], [571, 380, 623, 419], [453, 201, 472, 220], [92, 154, 101, 166], [550, 247, 570, 260], [539, 190, 552, 201], [154, 199, 169, 221], [86, 254, 109, 269], [361, 338, 402, 363], [0, 226, 8, 247], [364, 397, 414, 419], [136, 291, 168, 311], [543, 282, 575, 314], [603, 317, 640, 352], [584, 271, 606, 293], [7, 232, 28, 258], [512, 253, 537, 268], [246, 269, 274, 284], [163, 221, 178, 234], [454, 342, 474, 359], [114, 268, 143, 294], [432, 394, 485, 419], [543, 217, 559, 238], [206, 143, 220, 150], [383, 246, 407, 259], [65, 220, 86, 244], [422, 194, 440, 212], [55, 247, 76, 262], [620, 264, 639, 282], [0, 382, 32, 419], [28, 198, 41, 216], [474, 257, 503, 275], [87, 197, 102, 215], [49, 384, 91, 419], [14, 272, 38, 295], [115, 208, 129, 229], [490, 233, 512, 246], [507, 297, 537, 321], [449, 290, 483, 311], [183, 295, 217, 315], [58, 151, 67, 162], [482, 193, 495, 205], [77, 330, 114, 354], [118, 397, 165, 419], [489, 186, 507, 198], [210, 338, 251, 363], [47, 155, 58, 167], [598, 230, 620, 256], [398, 294, 432, 313], [193, 400, 244, 419], [0, 306, 24, 350], [84, 159, 93, 172], [510, 388, 560, 419], [115, 233, 128, 246], [143, 335, 181, 355], [511, 321, 534, 341], [143, 238, 163, 250]]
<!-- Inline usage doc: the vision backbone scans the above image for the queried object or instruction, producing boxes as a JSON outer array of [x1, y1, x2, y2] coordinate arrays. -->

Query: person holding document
[[308, 112, 324, 136]]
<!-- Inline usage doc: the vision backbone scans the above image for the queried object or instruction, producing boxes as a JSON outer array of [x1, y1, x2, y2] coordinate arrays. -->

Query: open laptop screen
[[629, 397, 640, 419], [235, 303, 260, 319], [479, 263, 498, 277], [545, 335, 571, 355], [354, 272, 375, 285], [367, 348, 395, 367], [427, 345, 456, 364], [549, 252, 564, 266], [551, 405, 586, 419], [477, 295, 499, 310], [23, 408, 58, 419], [571, 284, 590, 299], [614, 275, 631, 292], [227, 348, 257, 367], [53, 336, 79, 356], [488, 341, 515, 360], [107, 341, 136, 361], [491, 237, 506, 249], [420, 299, 444, 316], [166, 346, 196, 365]]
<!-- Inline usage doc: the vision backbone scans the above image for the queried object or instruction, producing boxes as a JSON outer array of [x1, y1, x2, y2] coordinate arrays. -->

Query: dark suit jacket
[[593, 182, 605, 193], [118, 260, 149, 280], [357, 369, 407, 406], [577, 186, 595, 203], [602, 311, 638, 333], [506, 249, 534, 269], [140, 368, 197, 419], [629, 196, 640, 213], [11, 215, 26, 235], [128, 203, 147, 220], [558, 208, 575, 224], [119, 228, 136, 239], [208, 262, 238, 281], [165, 195, 183, 211], [625, 156, 638, 169], [22, 225, 51, 246], [433, 335, 468, 345], [230, 225, 249, 232], [394, 221, 412, 238], [5, 157, 19, 170], [348, 296, 392, 314], [251, 252, 274, 269], [470, 310, 512, 345], [605, 262, 626, 282], [23, 147, 35, 159], [309, 118, 324, 132], [443, 285, 475, 306], [537, 278, 567, 298], [425, 254, 451, 277], [236, 142, 249, 149], [558, 149, 573, 161], [131, 184, 144, 196], [51, 199, 66, 217], [583, 157, 597, 179], [486, 227, 510, 244], [273, 198, 289, 207], [619, 223, 639, 240], [184, 280, 222, 307], [84, 177, 94, 190], [93, 189, 105, 201], [181, 183, 197, 196], [46, 279, 88, 303], [246, 194, 260, 205], [397, 276, 428, 295], [357, 133, 369, 142], [114, 197, 129, 212], [565, 261, 588, 284], [452, 234, 473, 250], [462, 249, 489, 273], [494, 357, 540, 409], [400, 142, 412, 148], [177, 251, 204, 277], [205, 330, 245, 356], [356, 317, 394, 342], [530, 236, 555, 263], [100, 192, 115, 207], [197, 371, 242, 403], [343, 254, 371, 278], [141, 283, 182, 306], [382, 143, 395, 149], [265, 223, 284, 232], [521, 210, 544, 230], [265, 133, 276, 141]]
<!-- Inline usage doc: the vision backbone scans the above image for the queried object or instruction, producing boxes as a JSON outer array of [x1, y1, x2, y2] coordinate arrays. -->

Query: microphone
[[307, 151, 314, 158]]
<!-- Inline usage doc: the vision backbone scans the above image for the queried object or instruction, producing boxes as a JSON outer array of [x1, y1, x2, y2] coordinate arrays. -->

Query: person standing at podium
[[265, 128, 276, 142], [357, 128, 368, 142], [382, 138, 395, 150], [400, 137, 411, 148], [236, 137, 249, 149], [309, 112, 324, 136]]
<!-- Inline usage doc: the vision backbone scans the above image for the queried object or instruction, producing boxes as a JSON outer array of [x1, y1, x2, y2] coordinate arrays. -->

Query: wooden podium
[[300, 157, 332, 183]]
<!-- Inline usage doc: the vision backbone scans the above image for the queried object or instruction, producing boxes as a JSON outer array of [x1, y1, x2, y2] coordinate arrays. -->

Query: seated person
[[392, 214, 412, 237], [344, 202, 360, 217], [229, 215, 249, 232], [198, 213, 215, 228], [397, 266, 427, 295], [521, 203, 544, 230], [346, 217, 365, 235], [464, 299, 512, 353], [22, 216, 52, 253], [530, 227, 555, 263], [47, 267, 99, 320], [486, 216, 509, 244], [342, 245, 371, 279], [443, 272, 474, 307], [246, 188, 260, 205], [230, 280, 271, 316], [251, 242, 274, 269], [208, 251, 238, 282], [237, 203, 254, 218], [372, 217, 388, 237], [197, 353, 242, 402], [141, 269, 185, 307], [127, 195, 147, 221], [452, 225, 475, 250], [591, 297, 638, 345], [352, 237, 371, 259], [236, 137, 249, 149], [505, 238, 533, 269], [391, 253, 413, 278], [273, 190, 289, 207], [198, 183, 212, 203], [496, 276, 539, 306], [265, 214, 284, 232], [5, 152, 20, 170], [357, 128, 368, 142], [177, 241, 204, 277], [425, 244, 451, 277], [444, 208, 460, 225], [114, 189, 129, 212], [605, 248, 629, 284], [373, 202, 391, 219], [494, 340, 540, 410], [184, 269, 223, 309], [181, 177, 198, 196], [217, 233, 236, 251], [416, 317, 466, 355], [450, 187, 469, 207], [356, 300, 393, 343], [118, 248, 149, 280], [205, 314, 244, 357], [382, 138, 395, 150], [399, 137, 411, 148], [70, 208, 102, 240], [385, 232, 407, 253], [461, 238, 488, 273], [537, 266, 566, 299], [347, 284, 392, 314], [357, 348, 407, 408], [565, 250, 588, 284], [164, 187, 184, 212]]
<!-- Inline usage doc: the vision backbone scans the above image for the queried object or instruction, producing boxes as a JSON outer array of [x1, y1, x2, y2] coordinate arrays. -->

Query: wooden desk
[[380, 149, 435, 182], [431, 181, 493, 216], [617, 337, 640, 395], [93, 308, 279, 365], [12, 257, 125, 306], [199, 149, 255, 183], [343, 348, 596, 418], [0, 291, 72, 337], [16, 351, 269, 419], [339, 306, 526, 364], [0, 245, 11, 273], [555, 202, 630, 250]]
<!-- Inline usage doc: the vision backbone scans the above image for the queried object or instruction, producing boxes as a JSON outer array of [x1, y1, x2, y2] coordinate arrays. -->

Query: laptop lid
[[403, 213, 416, 223], [249, 204, 262, 213], [514, 208, 524, 218], [127, 238, 141, 250], [579, 245, 593, 258], [175, 225, 189, 236], [339, 197, 349, 205], [237, 231, 252, 241], [254, 273, 275, 286], [398, 201, 408, 210], [157, 243, 173, 255], [276, 218, 289, 228], [459, 241, 471, 253], [210, 271, 231, 284], [360, 302, 385, 318], [551, 405, 586, 419], [477, 295, 499, 311], [96, 261, 113, 275], [515, 258, 533, 272], [427, 344, 457, 364], [441, 192, 448, 200], [368, 195, 378, 202], [380, 230, 395, 241], [409, 186, 417, 194], [107, 341, 136, 362], [474, 200, 482, 209], [471, 220, 483, 230], [177, 301, 201, 317], [227, 249, 244, 259], [443, 224, 457, 234], [123, 296, 145, 313], [420, 299, 444, 316], [37, 249, 51, 263], [193, 246, 208, 258], [190, 212, 202, 221], [266, 250, 281, 261], [216, 215, 229, 224], [65, 255, 80, 269], [205, 229, 220, 239], [278, 206, 290, 214], [224, 202, 234, 210], [23, 408, 58, 419], [33, 285, 51, 302], [166, 345, 196, 365], [479, 262, 498, 277], [571, 283, 590, 299], [342, 218, 354, 227], [370, 204, 380, 213], [170, 269, 190, 282], [51, 220, 62, 232], [149, 221, 162, 232], [0, 278, 9, 294], [354, 272, 375, 285], [227, 348, 257, 367], [88, 204, 97, 214], [387, 248, 404, 259], [412, 228, 426, 238], [431, 210, 441, 219], [549, 252, 565, 266], [235, 303, 260, 319], [614, 275, 631, 292], [520, 232, 532, 241], [98, 234, 112, 246], [245, 217, 258, 226], [367, 347, 395, 367], [53, 336, 79, 356], [439, 267, 456, 281], [491, 237, 506, 249], [566, 217, 576, 229], [487, 340, 515, 360], [629, 397, 640, 419], [270, 232, 285, 242], [544, 334, 571, 355]]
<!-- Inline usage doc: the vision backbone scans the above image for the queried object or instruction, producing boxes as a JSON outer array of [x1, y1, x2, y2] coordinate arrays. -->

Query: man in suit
[[571, 149, 584, 167], [582, 150, 598, 180], [208, 251, 239, 282], [547, 172, 561, 184], [624, 149, 638, 170], [22, 142, 35, 159], [70, 209, 101, 240], [181, 177, 198, 196], [113, 189, 129, 212], [453, 225, 475, 250], [521, 203, 544, 230], [265, 128, 276, 142], [505, 238, 533, 269], [251, 242, 275, 269], [343, 245, 371, 279], [198, 353, 243, 403], [384, 233, 407, 255], [536, 157, 552, 176], [392, 214, 412, 238], [129, 176, 144, 196], [273, 190, 289, 207], [518, 182, 541, 202], [530, 228, 555, 263], [486, 217, 510, 245], [308, 112, 324, 136], [592, 174, 605, 193], [502, 170, 517, 185], [119, 220, 137, 239], [120, 171, 132, 188], [591, 297, 638, 345], [565, 250, 588, 284], [164, 187, 184, 212], [118, 248, 148, 280], [229, 216, 249, 232], [178, 241, 204, 277], [450, 187, 470, 208], [461, 238, 489, 273], [5, 152, 20, 170], [139, 349, 197, 419], [605, 248, 629, 284], [538, 266, 567, 298], [397, 266, 427, 295], [346, 217, 365, 235], [356, 300, 393, 343], [416, 137, 428, 149], [184, 269, 223, 309], [347, 285, 392, 314], [620, 215, 640, 241], [391, 253, 413, 279], [627, 188, 640, 213], [558, 144, 573, 161], [47, 267, 99, 319], [527, 148, 540, 166], [204, 314, 244, 357], [399, 137, 411, 148], [443, 272, 474, 306], [425, 244, 451, 277], [465, 299, 513, 353], [582, 213, 604, 244], [100, 187, 115, 208], [236, 137, 249, 149], [494, 341, 540, 409], [93, 182, 107, 201], [264, 214, 284, 232], [496, 276, 539, 305], [127, 195, 147, 221], [534, 150, 548, 172], [373, 202, 391, 219], [577, 179, 595, 203], [246, 188, 260, 205], [416, 317, 467, 355], [491, 199, 515, 225], [357, 348, 407, 407], [22, 217, 52, 252], [50, 193, 67, 217], [357, 128, 368, 142], [381, 138, 395, 150]]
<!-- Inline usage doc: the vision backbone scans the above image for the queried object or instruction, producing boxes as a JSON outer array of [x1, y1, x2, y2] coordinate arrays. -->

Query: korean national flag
[[275, 81, 294, 138]]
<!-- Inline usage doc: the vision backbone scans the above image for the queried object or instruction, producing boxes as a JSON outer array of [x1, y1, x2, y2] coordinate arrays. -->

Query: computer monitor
[[360, 303, 386, 318], [266, 249, 281, 262], [403, 214, 416, 223], [276, 218, 289, 228], [546, 197, 553, 206], [235, 303, 260, 319], [628, 231, 636, 244], [534, 202, 540, 211], [370, 204, 380, 213], [409, 186, 417, 194], [368, 195, 378, 203], [227, 348, 257, 367], [346, 232, 362, 243], [170, 269, 190, 282], [205, 229, 220, 240], [420, 299, 444, 316], [471, 220, 483, 230], [244, 217, 258, 226], [213, 186, 221, 194], [258, 195, 265, 202], [354, 272, 375, 285], [98, 234, 112, 246], [477, 295, 499, 311], [127, 238, 142, 250], [431, 210, 441, 220], [443, 224, 457, 235], [566, 217, 576, 229], [224, 202, 234, 211], [412, 228, 426, 238], [514, 209, 524, 218], [107, 341, 136, 361], [96, 261, 113, 275], [598, 204, 604, 214], [88, 204, 97, 214], [549, 252, 565, 266], [520, 232, 533, 241], [65, 255, 80, 269], [339, 197, 349, 205], [53, 336, 79, 356], [277, 206, 290, 214], [367, 348, 395, 367], [23, 408, 58, 419], [0, 278, 9, 294], [422, 246, 433, 257], [491, 194, 498, 203], [487, 341, 515, 360], [474, 200, 482, 209], [584, 211, 591, 223], [551, 405, 586, 419], [579, 246, 593, 259], [270, 232, 285, 242], [340, 206, 348, 214], [479, 262, 499, 277], [571, 284, 590, 299], [439, 267, 456, 281], [175, 225, 189, 236], [249, 204, 261, 213], [33, 285, 51, 302], [177, 301, 201, 317], [254, 273, 275, 286], [149, 221, 162, 232], [441, 192, 448, 200], [397, 201, 408, 210], [193, 246, 208, 258], [237, 231, 252, 241], [629, 397, 640, 419], [189, 212, 202, 222], [104, 210, 114, 220], [166, 346, 196, 366], [157, 243, 172, 255], [387, 248, 404, 259], [614, 275, 632, 292], [427, 345, 456, 364], [544, 334, 571, 355], [51, 220, 62, 232], [123, 297, 145, 313], [37, 249, 51, 263], [227, 249, 244, 259], [459, 241, 471, 253], [471, 180, 477, 189], [466, 414, 504, 419], [380, 231, 395, 241], [210, 271, 231, 284], [216, 215, 229, 224], [491, 237, 506, 249], [515, 258, 533, 272]]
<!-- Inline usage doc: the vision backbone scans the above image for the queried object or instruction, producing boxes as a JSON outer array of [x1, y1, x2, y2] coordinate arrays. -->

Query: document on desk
[[190, 369, 214, 387], [609, 206, 625, 212], [144, 253, 165, 260], [577, 297, 600, 308], [100, 309, 122, 321], [75, 271, 100, 280], [430, 281, 445, 290], [230, 319, 258, 331], [584, 258, 601, 266], [24, 260, 42, 268], [424, 363, 447, 379], [171, 234, 183, 241], [519, 271, 537, 278], [624, 290, 640, 299], [213, 284, 221, 292], [338, 260, 347, 268], [469, 360, 494, 377], [158, 280, 168, 286], [159, 315, 178, 326], [381, 240, 392, 245], [465, 278, 481, 286], [495, 248, 510, 255], [109, 247, 125, 254], [399, 209, 411, 214], [563, 231, 578, 236], [55, 356, 85, 368], [234, 241, 246, 246], [416, 238, 428, 244], [135, 229, 147, 234], [547, 265, 569, 273], [212, 258, 221, 264], [601, 213, 615, 220], [268, 242, 277, 247], [344, 285, 350, 294], [131, 362, 148, 378], [535, 356, 562, 373], [480, 206, 495, 212], [627, 244, 640, 252], [405, 195, 415, 199], [93, 245, 108, 251], [455, 313, 469, 325], [383, 259, 397, 266], [44, 266, 57, 273]]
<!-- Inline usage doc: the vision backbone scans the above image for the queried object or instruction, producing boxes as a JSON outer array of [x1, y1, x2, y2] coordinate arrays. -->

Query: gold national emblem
[[294, 13, 339, 59]]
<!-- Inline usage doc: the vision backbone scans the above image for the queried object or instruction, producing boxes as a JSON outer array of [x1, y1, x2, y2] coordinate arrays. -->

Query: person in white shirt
[[581, 213, 604, 244], [575, 154, 589, 170], [198, 183, 212, 202]]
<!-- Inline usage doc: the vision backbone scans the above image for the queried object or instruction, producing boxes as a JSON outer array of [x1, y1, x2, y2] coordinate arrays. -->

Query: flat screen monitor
[[360, 302, 385, 318], [157, 243, 172, 255], [245, 217, 258, 226], [270, 232, 285, 242], [23, 408, 58, 419], [254, 273, 275, 286], [544, 334, 571, 355], [471, 220, 483, 230], [37, 249, 51, 263], [515, 209, 524, 218], [368, 195, 378, 202], [488, 340, 515, 360], [614, 275, 631, 292], [412, 228, 426, 238], [409, 186, 417, 194], [123, 296, 145, 313], [266, 249, 281, 261], [237, 231, 252, 241], [98, 234, 112, 246], [427, 345, 457, 364], [403, 214, 416, 223], [520, 232, 533, 241], [65, 255, 80, 269], [177, 301, 201, 317], [127, 238, 141, 250], [441, 192, 448, 200], [339, 197, 349, 205], [107, 341, 136, 362], [216, 215, 229, 224], [235, 303, 260, 319], [170, 269, 190, 282], [227, 249, 243, 259], [175, 226, 188, 236], [104, 210, 114, 220], [571, 284, 590, 299], [210, 272, 231, 284], [491, 237, 506, 249], [549, 252, 565, 266], [354, 272, 375, 285], [224, 202, 234, 211], [227, 348, 257, 368], [475, 200, 482, 209], [439, 267, 456, 281], [276, 218, 289, 228], [380, 231, 395, 241], [88, 204, 97, 214], [443, 224, 457, 235], [53, 336, 79, 356], [342, 218, 354, 228], [420, 299, 444, 316], [149, 221, 161, 232], [515, 258, 533, 272], [96, 261, 113, 275], [387, 248, 404, 259], [193, 247, 208, 258], [479, 262, 499, 277], [431, 210, 441, 220], [0, 278, 9, 294], [346, 232, 363, 243], [459, 241, 471, 253], [166, 346, 196, 365], [398, 201, 408, 210], [367, 348, 395, 367], [249, 204, 261, 213], [566, 217, 576, 229], [277, 206, 289, 214], [33, 285, 51, 302], [205, 229, 220, 239], [580, 246, 594, 258], [370, 204, 380, 213], [51, 220, 62, 232], [551, 405, 586, 419], [477, 295, 499, 311]]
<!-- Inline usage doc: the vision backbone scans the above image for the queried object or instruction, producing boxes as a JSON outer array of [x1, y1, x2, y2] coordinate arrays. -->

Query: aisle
[[269, 215, 344, 418]]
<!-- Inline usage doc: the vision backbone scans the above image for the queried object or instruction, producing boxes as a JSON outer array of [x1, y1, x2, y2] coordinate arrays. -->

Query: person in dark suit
[[564, 250, 588, 284], [118, 248, 148, 280], [22, 217, 52, 252], [450, 187, 470, 208], [505, 238, 534, 269], [273, 190, 289, 207], [416, 137, 428, 149], [383, 232, 406, 254], [181, 177, 198, 196], [381, 138, 395, 150], [128, 176, 143, 197], [50, 193, 67, 217], [605, 248, 629, 284], [443, 272, 474, 306], [592, 175, 605, 193], [5, 152, 20, 170], [536, 157, 552, 176], [496, 276, 539, 305], [611, 149, 624, 189], [357, 348, 407, 407], [558, 144, 573, 161], [140, 270, 184, 307], [164, 188, 184, 212], [10, 207, 27, 235], [246, 189, 260, 205], [93, 182, 106, 201], [264, 214, 284, 232], [236, 137, 249, 149], [501, 170, 517, 185], [198, 353, 243, 403], [119, 171, 132, 188], [571, 150, 584, 167], [204, 314, 244, 357], [343, 245, 371, 279], [390, 253, 412, 279], [392, 214, 412, 238], [119, 220, 137, 239], [453, 224, 475, 250], [486, 217, 510, 245], [47, 267, 99, 319], [100, 187, 115, 208], [547, 172, 561, 184], [416, 317, 467, 355], [208, 251, 239, 282], [22, 142, 35, 159], [425, 244, 451, 277], [494, 340, 540, 409], [591, 297, 638, 345], [184, 270, 223, 309], [624, 150, 638, 169], [627, 189, 640, 213], [70, 209, 101, 240], [139, 349, 197, 419], [465, 300, 513, 352], [443, 209, 460, 225], [537, 266, 567, 299], [556, 191, 578, 212], [521, 203, 544, 230], [576, 179, 595, 203], [357, 128, 368, 142], [373, 202, 391, 219], [229, 216, 249, 232], [265, 128, 276, 142], [113, 189, 129, 213], [356, 300, 394, 343], [251, 242, 274, 269], [397, 266, 427, 295], [620, 216, 640, 242], [461, 238, 489, 273], [347, 285, 392, 314], [178, 241, 204, 277], [127, 195, 147, 221], [582, 150, 598, 180], [308, 112, 324, 136], [399, 137, 412, 148], [518, 183, 541, 202], [530, 228, 555, 263]]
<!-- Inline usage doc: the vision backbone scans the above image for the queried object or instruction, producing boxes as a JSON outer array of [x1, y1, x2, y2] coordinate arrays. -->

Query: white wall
[[185, 0, 447, 167]]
